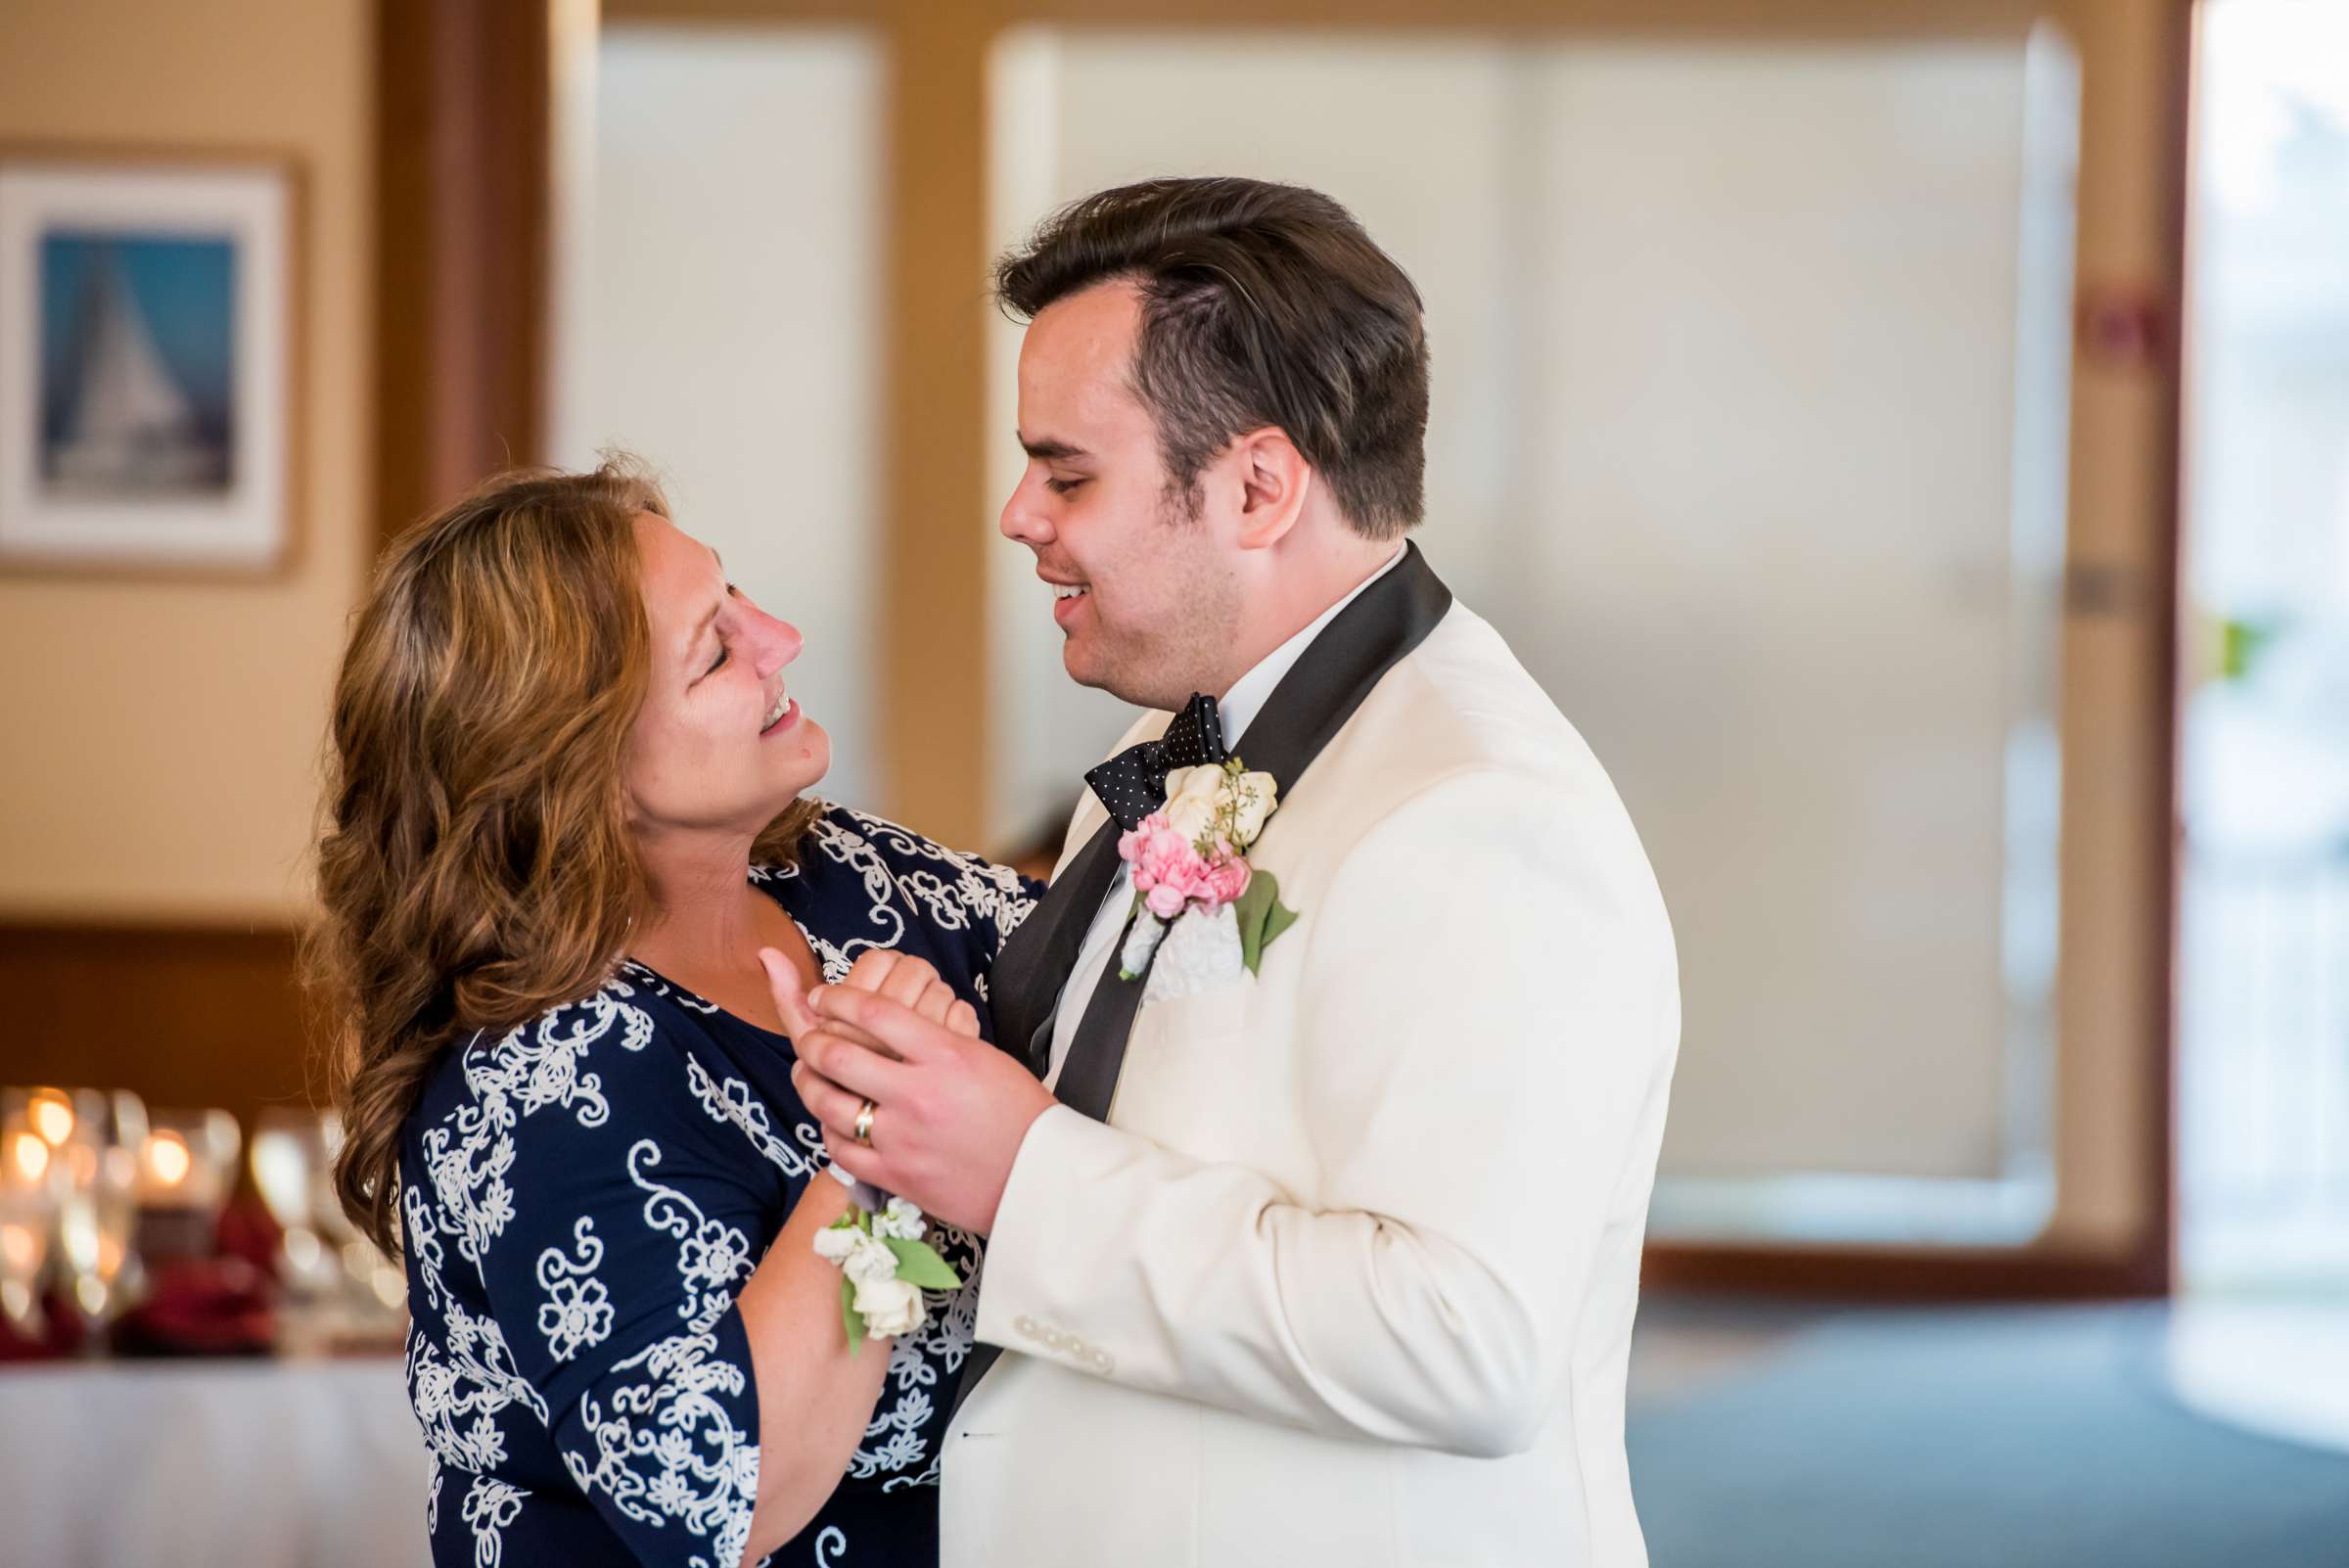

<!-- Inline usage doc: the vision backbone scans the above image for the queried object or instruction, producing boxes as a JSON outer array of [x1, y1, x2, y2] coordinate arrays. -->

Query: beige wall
[[0, 0, 372, 925], [552, 25, 890, 812]]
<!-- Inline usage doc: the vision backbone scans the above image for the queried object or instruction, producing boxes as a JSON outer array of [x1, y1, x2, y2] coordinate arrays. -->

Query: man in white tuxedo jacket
[[787, 176, 1680, 1567]]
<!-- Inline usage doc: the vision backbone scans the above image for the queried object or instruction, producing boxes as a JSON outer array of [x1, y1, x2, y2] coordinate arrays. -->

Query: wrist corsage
[[1116, 758, 1299, 1000], [813, 1196, 961, 1353]]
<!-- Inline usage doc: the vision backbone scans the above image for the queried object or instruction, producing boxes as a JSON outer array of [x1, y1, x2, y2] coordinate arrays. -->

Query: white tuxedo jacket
[[942, 595, 1680, 1568]]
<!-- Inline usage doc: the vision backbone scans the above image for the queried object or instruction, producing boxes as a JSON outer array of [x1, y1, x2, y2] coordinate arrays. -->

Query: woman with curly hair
[[311, 460, 1039, 1567]]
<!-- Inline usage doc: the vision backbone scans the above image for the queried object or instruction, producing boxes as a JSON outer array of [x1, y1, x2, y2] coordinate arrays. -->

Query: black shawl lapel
[[989, 819, 1128, 1078]]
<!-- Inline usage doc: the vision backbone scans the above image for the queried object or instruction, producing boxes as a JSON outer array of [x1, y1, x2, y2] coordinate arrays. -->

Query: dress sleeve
[[989, 868, 1049, 962], [955, 857, 1044, 1006], [459, 987, 784, 1568]]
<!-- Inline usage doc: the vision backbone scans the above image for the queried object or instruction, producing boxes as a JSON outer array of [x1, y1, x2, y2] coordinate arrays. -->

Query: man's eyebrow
[[1018, 433, 1088, 461]]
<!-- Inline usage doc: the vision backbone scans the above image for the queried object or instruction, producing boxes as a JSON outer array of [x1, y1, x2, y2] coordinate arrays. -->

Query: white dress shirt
[[1041, 545, 1406, 1086]]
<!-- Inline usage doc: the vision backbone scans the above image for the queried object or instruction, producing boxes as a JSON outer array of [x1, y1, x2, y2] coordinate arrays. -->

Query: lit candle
[[27, 1089, 72, 1148], [140, 1130, 195, 1205], [7, 1131, 47, 1185], [0, 1222, 37, 1272]]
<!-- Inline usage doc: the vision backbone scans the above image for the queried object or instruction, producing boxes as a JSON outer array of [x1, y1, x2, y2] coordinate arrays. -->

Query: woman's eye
[[1044, 476, 1084, 497], [706, 646, 729, 675]]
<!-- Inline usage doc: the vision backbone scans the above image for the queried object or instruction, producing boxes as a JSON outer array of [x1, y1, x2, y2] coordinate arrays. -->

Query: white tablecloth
[[0, 1356, 430, 1568]]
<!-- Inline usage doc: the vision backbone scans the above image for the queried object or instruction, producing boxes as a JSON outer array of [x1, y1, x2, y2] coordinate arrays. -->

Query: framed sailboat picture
[[0, 151, 299, 575]]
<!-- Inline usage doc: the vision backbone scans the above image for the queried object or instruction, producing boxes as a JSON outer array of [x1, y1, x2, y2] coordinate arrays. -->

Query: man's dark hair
[[994, 176, 1429, 540]]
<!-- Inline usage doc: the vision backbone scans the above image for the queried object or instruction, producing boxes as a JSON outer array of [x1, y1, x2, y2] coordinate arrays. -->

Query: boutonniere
[[1115, 759, 1300, 1002]]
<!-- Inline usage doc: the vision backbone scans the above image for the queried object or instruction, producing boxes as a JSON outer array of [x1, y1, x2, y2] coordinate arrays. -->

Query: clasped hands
[[760, 947, 1058, 1236]]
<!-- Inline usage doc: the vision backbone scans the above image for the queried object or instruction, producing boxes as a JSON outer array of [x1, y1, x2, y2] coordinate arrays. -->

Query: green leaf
[[1260, 885, 1300, 950], [1233, 869, 1301, 976], [883, 1235, 963, 1291], [841, 1275, 866, 1357]]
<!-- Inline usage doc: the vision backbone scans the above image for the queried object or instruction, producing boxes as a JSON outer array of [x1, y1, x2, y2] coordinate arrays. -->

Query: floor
[[1623, 1293, 2349, 1568]]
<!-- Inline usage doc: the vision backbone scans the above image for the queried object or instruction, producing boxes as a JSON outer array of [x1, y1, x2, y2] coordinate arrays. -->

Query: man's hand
[[778, 962, 1058, 1236]]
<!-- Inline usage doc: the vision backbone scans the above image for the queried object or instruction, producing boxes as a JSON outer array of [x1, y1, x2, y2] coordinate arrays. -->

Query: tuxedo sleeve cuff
[[976, 1104, 1122, 1356]]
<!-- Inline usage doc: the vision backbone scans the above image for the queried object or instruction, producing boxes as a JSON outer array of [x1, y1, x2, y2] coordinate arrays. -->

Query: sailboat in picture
[[45, 241, 230, 495]]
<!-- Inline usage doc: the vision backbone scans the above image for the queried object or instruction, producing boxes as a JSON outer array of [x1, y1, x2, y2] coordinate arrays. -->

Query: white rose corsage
[[813, 1196, 961, 1351], [1115, 758, 1299, 1003]]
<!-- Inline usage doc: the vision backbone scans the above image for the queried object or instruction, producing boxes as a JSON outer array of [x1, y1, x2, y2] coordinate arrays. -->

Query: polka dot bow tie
[[1084, 692, 1230, 833]]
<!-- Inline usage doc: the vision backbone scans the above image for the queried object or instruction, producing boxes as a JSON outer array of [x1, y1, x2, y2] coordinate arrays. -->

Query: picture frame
[[0, 147, 301, 577]]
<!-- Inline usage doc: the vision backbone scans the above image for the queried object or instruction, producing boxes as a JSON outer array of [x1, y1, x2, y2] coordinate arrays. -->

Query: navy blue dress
[[397, 806, 1041, 1568]]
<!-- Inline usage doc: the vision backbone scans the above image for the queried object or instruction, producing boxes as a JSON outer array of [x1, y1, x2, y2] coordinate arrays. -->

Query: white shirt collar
[[1216, 544, 1408, 749]]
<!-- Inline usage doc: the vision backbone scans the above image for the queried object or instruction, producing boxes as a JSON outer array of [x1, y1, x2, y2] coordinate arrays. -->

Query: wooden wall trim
[[0, 923, 315, 1136], [375, 0, 554, 551], [611, 0, 2050, 39], [1641, 1241, 2166, 1302], [2140, 0, 2194, 1302]]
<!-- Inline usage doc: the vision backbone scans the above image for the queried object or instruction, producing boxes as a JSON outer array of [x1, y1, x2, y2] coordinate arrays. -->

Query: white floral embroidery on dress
[[534, 1217, 614, 1363], [459, 1474, 527, 1568], [407, 1298, 549, 1474], [683, 1054, 826, 1180], [802, 818, 913, 955], [422, 985, 655, 1274], [749, 807, 1036, 991], [560, 1329, 759, 1568], [617, 960, 721, 1015], [826, 810, 1037, 945], [404, 1179, 448, 1312], [626, 1138, 753, 1334], [847, 1217, 985, 1489]]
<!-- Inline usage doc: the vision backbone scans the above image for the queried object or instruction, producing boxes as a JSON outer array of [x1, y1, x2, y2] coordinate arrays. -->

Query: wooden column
[[375, 0, 554, 549], [875, 5, 995, 847]]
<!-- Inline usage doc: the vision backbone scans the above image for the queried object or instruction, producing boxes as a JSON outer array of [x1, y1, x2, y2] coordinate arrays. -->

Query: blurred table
[[0, 1355, 428, 1568]]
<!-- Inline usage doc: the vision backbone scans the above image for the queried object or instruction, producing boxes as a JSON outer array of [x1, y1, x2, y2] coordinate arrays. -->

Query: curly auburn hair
[[311, 460, 821, 1255]]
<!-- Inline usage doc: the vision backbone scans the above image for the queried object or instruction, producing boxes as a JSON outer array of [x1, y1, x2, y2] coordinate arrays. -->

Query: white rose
[[1228, 771, 1279, 846], [872, 1197, 926, 1241], [811, 1224, 861, 1265], [843, 1234, 899, 1286], [1164, 764, 1224, 807], [1164, 791, 1218, 842], [1162, 764, 1226, 842], [852, 1274, 926, 1337]]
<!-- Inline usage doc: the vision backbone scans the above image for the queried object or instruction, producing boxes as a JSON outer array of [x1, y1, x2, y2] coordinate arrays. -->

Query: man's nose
[[999, 474, 1053, 546]]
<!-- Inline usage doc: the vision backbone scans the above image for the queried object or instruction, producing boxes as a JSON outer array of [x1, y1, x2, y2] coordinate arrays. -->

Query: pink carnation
[[1119, 810, 1253, 916], [1202, 853, 1251, 906]]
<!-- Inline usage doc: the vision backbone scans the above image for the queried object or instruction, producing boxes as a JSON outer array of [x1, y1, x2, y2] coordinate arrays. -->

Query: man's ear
[[1231, 427, 1313, 550]]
